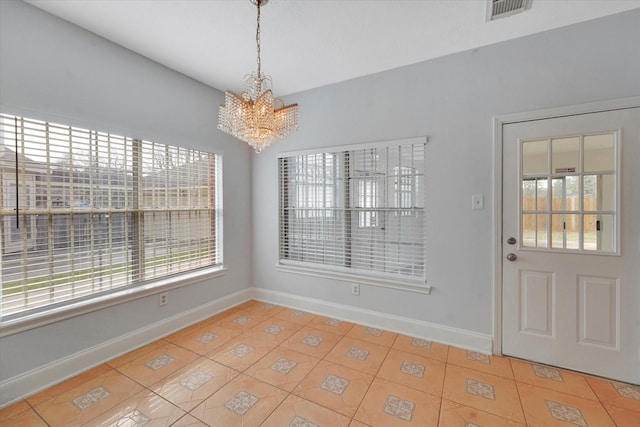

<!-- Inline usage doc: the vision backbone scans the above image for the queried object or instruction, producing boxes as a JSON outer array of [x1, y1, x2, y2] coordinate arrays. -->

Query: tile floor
[[1, 300, 639, 426]]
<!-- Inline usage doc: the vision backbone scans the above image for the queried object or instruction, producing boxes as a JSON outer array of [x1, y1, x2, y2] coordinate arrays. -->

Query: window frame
[[0, 114, 225, 336], [277, 137, 430, 294], [518, 131, 619, 254]]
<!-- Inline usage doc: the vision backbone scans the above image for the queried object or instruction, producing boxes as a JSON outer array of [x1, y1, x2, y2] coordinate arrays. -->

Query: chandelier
[[218, 0, 299, 153]]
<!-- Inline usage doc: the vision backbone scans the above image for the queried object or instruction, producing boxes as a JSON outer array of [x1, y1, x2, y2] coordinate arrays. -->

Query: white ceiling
[[25, 0, 640, 96]]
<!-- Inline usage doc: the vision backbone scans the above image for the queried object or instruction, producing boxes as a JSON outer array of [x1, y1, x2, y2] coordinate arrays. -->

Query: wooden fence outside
[[523, 197, 599, 232]]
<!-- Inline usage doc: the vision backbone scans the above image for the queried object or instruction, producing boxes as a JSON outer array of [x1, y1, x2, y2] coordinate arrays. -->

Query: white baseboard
[[250, 287, 493, 353], [1, 286, 493, 408], [0, 288, 251, 408]]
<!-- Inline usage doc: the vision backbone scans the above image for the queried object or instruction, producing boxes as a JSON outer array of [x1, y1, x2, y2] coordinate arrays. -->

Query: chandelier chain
[[256, 0, 261, 78]]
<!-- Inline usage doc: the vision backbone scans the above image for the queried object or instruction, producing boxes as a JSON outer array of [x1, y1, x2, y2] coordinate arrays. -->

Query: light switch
[[472, 194, 484, 210]]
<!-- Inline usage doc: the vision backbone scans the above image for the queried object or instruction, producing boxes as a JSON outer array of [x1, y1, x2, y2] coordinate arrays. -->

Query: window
[[0, 114, 223, 319], [279, 138, 426, 287], [520, 133, 617, 252], [356, 171, 381, 228], [395, 166, 417, 215]]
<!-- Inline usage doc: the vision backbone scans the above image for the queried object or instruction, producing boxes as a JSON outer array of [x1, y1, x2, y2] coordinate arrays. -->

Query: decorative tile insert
[[289, 415, 320, 427], [261, 303, 275, 310], [345, 347, 370, 361], [466, 378, 496, 400], [325, 318, 343, 327], [229, 344, 254, 358], [363, 327, 383, 337], [264, 324, 285, 335], [271, 358, 298, 374], [224, 391, 259, 416], [613, 382, 640, 400], [72, 386, 111, 410], [383, 395, 416, 422], [466, 351, 491, 364], [320, 374, 350, 395], [410, 338, 432, 349], [302, 335, 324, 347], [532, 364, 564, 382], [291, 310, 307, 318], [233, 316, 253, 325], [195, 332, 219, 344], [545, 400, 588, 427], [116, 409, 151, 426], [400, 360, 425, 378], [145, 354, 176, 370], [179, 371, 213, 391]]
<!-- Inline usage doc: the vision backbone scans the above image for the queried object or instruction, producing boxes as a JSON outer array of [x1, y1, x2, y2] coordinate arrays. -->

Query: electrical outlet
[[159, 292, 168, 306], [351, 283, 360, 296], [472, 194, 484, 210]]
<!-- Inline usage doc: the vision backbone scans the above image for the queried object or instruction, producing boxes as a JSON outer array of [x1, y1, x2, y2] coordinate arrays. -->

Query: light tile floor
[[2, 300, 639, 426]]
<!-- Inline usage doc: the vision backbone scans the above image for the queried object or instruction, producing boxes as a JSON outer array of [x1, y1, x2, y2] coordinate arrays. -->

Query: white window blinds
[[279, 140, 425, 283], [0, 114, 222, 318]]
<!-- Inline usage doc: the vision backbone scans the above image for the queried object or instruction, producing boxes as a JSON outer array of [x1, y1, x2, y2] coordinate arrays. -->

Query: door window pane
[[519, 131, 617, 254], [522, 179, 535, 211], [551, 214, 579, 249], [522, 214, 535, 247], [584, 174, 615, 212], [584, 133, 615, 172], [536, 179, 548, 210], [551, 214, 563, 248], [536, 214, 548, 248], [584, 214, 614, 252], [522, 140, 548, 174], [552, 137, 580, 173], [552, 176, 579, 212], [522, 213, 547, 248], [522, 178, 548, 211]]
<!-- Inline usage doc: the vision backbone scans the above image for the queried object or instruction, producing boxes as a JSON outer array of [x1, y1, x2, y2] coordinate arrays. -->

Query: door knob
[[507, 237, 516, 245], [506, 253, 517, 261]]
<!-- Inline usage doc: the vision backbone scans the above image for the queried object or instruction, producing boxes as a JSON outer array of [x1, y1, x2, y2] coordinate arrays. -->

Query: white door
[[502, 106, 640, 384]]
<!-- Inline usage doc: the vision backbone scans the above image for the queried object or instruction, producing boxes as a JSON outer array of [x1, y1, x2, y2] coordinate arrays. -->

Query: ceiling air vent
[[487, 0, 532, 21]]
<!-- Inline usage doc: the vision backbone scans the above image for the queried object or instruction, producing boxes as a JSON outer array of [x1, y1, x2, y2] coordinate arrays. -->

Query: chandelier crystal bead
[[218, 0, 298, 153]]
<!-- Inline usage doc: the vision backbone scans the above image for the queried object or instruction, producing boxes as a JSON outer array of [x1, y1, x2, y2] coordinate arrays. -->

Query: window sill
[[0, 267, 227, 337], [276, 263, 431, 295]]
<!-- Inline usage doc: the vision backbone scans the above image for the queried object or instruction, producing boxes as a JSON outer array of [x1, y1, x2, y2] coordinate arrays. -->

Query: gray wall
[[1, 0, 639, 391], [0, 0, 252, 381], [251, 9, 640, 333]]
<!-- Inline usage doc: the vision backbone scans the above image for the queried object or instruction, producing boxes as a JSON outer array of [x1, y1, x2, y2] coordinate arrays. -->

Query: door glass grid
[[520, 132, 617, 253]]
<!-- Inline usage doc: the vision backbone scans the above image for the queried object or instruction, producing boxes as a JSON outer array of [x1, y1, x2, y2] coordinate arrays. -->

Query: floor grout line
[[4, 300, 638, 426]]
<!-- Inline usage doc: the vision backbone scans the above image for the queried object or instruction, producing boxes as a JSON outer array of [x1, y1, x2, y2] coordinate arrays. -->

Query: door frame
[[491, 96, 640, 355]]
